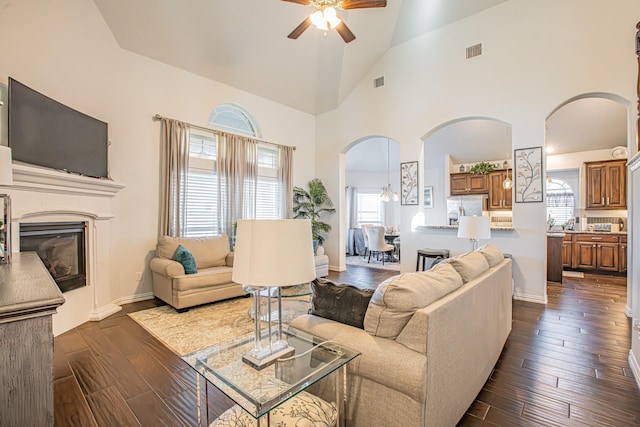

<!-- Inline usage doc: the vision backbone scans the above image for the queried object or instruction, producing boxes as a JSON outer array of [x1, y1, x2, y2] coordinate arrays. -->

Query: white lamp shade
[[0, 146, 13, 187], [457, 216, 491, 240], [232, 219, 316, 287]]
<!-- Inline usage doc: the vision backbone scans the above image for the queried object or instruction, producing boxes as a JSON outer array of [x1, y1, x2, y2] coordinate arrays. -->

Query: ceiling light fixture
[[310, 6, 341, 30], [380, 138, 399, 202]]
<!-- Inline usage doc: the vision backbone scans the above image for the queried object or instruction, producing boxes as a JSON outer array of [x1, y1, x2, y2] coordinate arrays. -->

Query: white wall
[[0, 0, 316, 333], [314, 0, 639, 306]]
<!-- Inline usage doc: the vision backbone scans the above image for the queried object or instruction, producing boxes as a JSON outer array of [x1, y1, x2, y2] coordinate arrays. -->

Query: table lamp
[[0, 145, 13, 264], [232, 219, 316, 370], [457, 215, 491, 251]]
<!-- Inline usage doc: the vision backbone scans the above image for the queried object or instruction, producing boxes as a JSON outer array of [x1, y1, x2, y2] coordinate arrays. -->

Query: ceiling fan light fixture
[[310, 7, 341, 30]]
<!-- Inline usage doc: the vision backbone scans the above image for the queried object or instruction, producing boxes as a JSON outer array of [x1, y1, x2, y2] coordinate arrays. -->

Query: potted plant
[[293, 178, 336, 250], [469, 161, 496, 174]]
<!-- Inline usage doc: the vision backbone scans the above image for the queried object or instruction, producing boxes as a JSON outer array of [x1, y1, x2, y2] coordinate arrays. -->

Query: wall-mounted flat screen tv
[[8, 77, 108, 179]]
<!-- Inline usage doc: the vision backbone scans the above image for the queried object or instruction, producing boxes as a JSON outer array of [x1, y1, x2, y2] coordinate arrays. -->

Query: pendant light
[[502, 128, 512, 189], [380, 139, 399, 202]]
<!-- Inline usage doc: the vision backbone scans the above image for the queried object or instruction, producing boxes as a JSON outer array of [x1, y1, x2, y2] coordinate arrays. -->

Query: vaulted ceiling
[[92, 0, 508, 115]]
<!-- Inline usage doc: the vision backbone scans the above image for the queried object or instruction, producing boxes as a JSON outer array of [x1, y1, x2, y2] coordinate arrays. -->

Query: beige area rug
[[346, 255, 400, 272], [129, 295, 311, 356]]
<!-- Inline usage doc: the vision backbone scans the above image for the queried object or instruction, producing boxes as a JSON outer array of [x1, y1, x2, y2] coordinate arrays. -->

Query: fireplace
[[20, 222, 87, 293]]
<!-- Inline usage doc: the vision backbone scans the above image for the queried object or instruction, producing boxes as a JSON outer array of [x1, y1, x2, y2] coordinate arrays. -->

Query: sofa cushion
[[364, 263, 463, 339], [174, 245, 197, 274], [157, 235, 230, 269], [172, 266, 234, 291], [477, 244, 504, 267], [444, 251, 490, 283], [310, 279, 374, 329]]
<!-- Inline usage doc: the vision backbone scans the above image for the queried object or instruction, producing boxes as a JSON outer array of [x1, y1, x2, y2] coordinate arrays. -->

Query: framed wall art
[[400, 161, 418, 205], [423, 186, 433, 208], [514, 146, 543, 203]]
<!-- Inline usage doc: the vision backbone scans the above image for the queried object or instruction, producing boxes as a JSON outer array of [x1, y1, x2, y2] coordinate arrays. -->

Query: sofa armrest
[[290, 314, 426, 402], [226, 251, 234, 267], [150, 257, 185, 278]]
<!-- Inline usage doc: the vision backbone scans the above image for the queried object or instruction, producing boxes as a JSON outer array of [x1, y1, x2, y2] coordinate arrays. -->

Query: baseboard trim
[[88, 303, 122, 321], [629, 350, 640, 390], [625, 305, 633, 318], [513, 293, 547, 304], [113, 292, 155, 306]]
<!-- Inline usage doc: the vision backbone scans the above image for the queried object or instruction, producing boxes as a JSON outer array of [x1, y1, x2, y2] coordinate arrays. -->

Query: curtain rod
[[153, 114, 296, 150]]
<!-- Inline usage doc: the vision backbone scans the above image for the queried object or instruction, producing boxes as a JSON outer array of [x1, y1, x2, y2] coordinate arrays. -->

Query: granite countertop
[[421, 225, 515, 231], [559, 230, 627, 235]]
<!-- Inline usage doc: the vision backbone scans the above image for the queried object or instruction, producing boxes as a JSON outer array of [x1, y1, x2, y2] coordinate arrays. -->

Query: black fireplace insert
[[20, 222, 87, 293]]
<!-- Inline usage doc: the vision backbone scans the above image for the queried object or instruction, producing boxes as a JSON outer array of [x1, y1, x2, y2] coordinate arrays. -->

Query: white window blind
[[184, 133, 218, 237], [546, 178, 575, 226], [357, 192, 383, 227], [256, 145, 281, 219]]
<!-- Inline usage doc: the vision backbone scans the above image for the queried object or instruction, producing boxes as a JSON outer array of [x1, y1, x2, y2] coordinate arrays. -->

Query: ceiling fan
[[282, 0, 387, 43]]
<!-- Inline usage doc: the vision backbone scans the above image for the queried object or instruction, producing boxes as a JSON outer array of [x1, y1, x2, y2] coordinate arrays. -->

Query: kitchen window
[[546, 178, 575, 226]]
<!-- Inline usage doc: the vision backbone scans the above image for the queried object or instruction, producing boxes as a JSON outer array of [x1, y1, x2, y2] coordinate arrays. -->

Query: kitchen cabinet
[[619, 235, 627, 273], [450, 173, 488, 195], [488, 170, 512, 210], [562, 234, 572, 268], [572, 234, 620, 272], [547, 234, 563, 282], [585, 160, 626, 210]]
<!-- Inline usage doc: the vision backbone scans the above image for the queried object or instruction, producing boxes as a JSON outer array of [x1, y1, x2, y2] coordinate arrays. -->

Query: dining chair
[[361, 224, 374, 259], [366, 226, 395, 265]]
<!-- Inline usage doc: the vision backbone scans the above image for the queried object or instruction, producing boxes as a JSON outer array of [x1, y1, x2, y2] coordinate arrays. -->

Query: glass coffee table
[[182, 327, 360, 427]]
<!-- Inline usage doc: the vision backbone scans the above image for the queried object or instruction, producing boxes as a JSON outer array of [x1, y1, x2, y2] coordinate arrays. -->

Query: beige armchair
[[150, 234, 246, 312]]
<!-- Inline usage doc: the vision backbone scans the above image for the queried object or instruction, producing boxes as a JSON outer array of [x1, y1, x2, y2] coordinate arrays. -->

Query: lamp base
[[242, 340, 295, 370]]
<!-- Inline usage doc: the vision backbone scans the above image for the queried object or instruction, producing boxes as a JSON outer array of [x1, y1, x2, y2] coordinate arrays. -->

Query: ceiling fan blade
[[335, 21, 356, 43], [340, 0, 386, 9], [288, 17, 312, 40], [281, 0, 311, 5]]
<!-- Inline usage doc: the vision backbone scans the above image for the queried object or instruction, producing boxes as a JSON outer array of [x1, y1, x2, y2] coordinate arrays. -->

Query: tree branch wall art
[[514, 147, 543, 203], [400, 161, 418, 205]]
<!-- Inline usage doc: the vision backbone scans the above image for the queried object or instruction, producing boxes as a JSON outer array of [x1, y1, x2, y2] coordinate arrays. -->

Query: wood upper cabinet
[[488, 170, 512, 210], [450, 173, 488, 195], [585, 160, 626, 209]]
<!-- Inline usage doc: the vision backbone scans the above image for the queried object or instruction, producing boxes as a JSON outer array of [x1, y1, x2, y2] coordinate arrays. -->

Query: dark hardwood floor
[[53, 266, 640, 426]]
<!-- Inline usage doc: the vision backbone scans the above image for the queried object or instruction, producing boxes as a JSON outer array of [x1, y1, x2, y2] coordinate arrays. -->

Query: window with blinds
[[183, 105, 284, 237], [546, 178, 575, 226], [356, 192, 383, 227]]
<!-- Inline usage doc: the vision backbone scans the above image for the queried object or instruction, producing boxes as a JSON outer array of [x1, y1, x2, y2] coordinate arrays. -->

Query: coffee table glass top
[[182, 327, 360, 419]]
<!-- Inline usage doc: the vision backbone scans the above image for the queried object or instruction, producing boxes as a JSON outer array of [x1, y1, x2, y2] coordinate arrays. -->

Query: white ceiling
[[90, 1, 628, 173], [92, 0, 508, 115]]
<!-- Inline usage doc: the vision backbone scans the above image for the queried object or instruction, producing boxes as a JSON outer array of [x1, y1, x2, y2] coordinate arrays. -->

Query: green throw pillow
[[174, 245, 197, 274]]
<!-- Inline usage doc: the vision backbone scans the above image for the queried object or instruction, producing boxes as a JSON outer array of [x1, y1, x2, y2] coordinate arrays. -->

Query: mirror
[[423, 119, 512, 226]]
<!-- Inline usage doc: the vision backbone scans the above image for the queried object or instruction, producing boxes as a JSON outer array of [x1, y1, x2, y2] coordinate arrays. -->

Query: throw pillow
[[310, 279, 374, 329], [477, 244, 504, 267], [443, 251, 490, 283], [174, 245, 197, 274], [364, 263, 463, 339]]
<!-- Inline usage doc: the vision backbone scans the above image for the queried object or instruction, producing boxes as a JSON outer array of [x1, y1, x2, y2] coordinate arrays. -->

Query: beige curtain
[[279, 145, 294, 218], [159, 118, 190, 236], [217, 133, 258, 236]]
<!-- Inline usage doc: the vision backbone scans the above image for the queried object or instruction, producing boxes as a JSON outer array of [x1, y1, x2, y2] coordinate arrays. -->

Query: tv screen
[[8, 78, 108, 178]]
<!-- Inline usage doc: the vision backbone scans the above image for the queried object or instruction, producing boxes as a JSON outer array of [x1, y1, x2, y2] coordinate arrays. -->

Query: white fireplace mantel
[[11, 163, 126, 197]]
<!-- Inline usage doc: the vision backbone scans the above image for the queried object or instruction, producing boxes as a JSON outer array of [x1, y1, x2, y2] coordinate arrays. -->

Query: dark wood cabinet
[[562, 234, 573, 268], [572, 234, 620, 272], [585, 160, 626, 210], [488, 170, 512, 210], [547, 234, 563, 282], [619, 236, 627, 273], [450, 173, 488, 195]]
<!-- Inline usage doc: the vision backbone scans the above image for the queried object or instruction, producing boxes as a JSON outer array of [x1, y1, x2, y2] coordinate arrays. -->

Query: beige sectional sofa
[[150, 235, 246, 311], [290, 244, 512, 427]]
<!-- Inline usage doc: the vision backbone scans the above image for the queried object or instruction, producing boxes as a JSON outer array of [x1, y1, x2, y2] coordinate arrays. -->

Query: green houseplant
[[293, 178, 336, 247], [469, 161, 496, 174]]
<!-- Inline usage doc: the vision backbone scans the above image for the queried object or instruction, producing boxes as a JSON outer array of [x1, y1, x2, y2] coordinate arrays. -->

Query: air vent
[[374, 76, 384, 88], [466, 43, 483, 59]]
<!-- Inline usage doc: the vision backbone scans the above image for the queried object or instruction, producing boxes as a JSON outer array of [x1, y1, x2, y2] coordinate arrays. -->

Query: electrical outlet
[[135, 272, 142, 281]]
